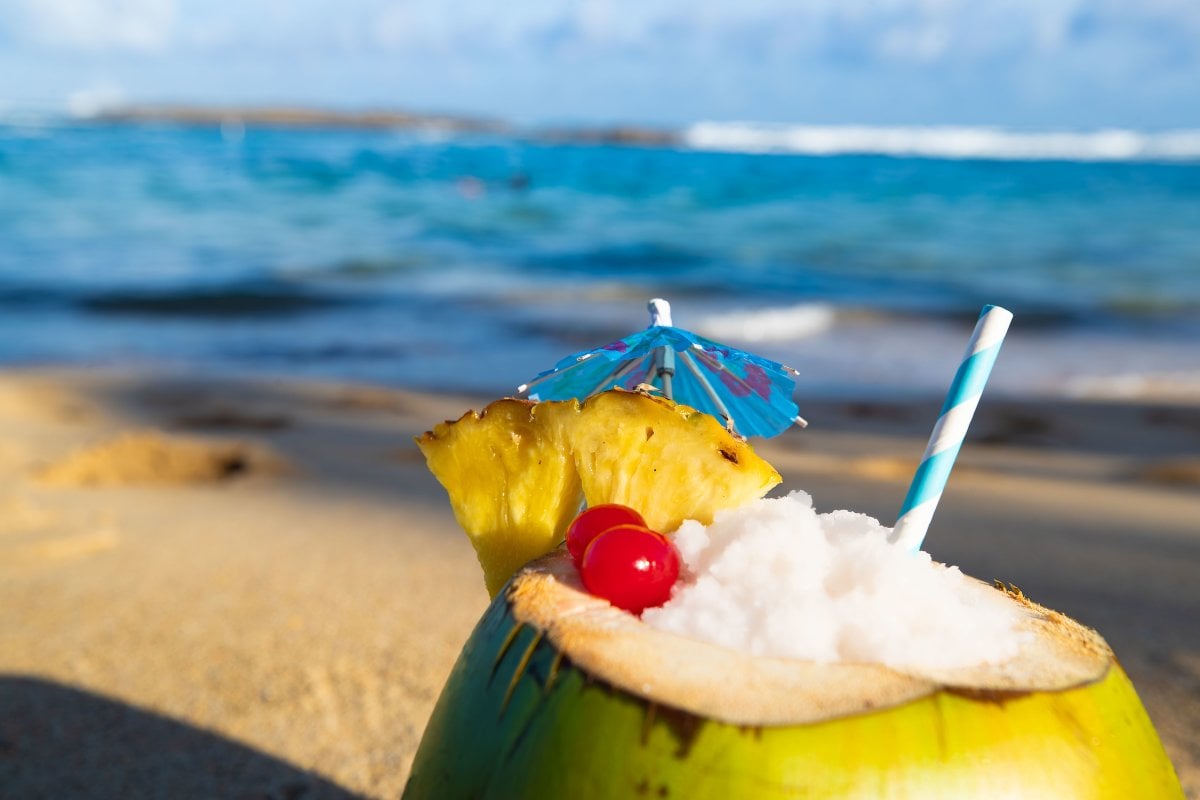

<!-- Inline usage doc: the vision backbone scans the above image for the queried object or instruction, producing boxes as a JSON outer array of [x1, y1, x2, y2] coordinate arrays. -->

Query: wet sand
[[0, 368, 1196, 797]]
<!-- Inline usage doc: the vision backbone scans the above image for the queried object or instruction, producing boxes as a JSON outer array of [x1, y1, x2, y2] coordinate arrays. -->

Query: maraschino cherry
[[565, 504, 646, 565], [579, 524, 680, 614]]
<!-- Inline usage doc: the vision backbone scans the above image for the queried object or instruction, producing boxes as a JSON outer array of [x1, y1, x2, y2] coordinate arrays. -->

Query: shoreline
[[3, 301, 1198, 406], [0, 367, 1196, 797]]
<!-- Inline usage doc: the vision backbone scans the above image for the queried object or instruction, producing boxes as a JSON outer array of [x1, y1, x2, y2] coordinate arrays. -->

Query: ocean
[[2, 119, 1198, 401]]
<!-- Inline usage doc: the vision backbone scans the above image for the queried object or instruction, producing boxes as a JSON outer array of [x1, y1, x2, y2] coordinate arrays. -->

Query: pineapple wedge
[[416, 390, 782, 595], [572, 390, 781, 533], [416, 398, 582, 596]]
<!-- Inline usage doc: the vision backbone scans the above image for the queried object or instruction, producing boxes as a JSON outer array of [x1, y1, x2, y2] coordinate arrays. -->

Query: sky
[[1, 0, 1198, 129]]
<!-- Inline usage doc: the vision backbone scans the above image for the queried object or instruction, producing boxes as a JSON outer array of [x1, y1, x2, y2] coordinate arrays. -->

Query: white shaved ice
[[641, 492, 1030, 670]]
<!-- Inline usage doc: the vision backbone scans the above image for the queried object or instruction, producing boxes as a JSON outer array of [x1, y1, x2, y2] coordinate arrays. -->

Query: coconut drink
[[406, 389, 1183, 798]]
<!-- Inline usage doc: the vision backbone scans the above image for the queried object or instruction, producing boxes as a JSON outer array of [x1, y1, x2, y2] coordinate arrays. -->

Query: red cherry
[[580, 525, 680, 614], [565, 504, 647, 565]]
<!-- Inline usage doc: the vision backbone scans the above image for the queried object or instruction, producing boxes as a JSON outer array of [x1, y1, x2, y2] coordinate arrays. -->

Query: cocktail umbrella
[[518, 299, 806, 439]]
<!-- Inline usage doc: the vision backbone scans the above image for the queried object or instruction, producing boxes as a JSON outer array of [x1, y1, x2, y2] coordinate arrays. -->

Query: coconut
[[403, 551, 1183, 799]]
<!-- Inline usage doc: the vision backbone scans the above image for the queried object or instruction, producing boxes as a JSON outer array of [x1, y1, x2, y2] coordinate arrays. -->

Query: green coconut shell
[[404, 553, 1183, 799]]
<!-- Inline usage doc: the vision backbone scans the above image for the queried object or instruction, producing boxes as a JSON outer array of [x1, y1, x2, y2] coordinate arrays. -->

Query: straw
[[890, 305, 1013, 552]]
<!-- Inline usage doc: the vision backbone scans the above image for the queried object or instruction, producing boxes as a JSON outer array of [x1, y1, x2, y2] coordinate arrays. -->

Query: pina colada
[[406, 390, 1183, 799]]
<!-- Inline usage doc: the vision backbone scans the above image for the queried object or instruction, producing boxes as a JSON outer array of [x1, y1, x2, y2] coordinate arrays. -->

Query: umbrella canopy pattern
[[518, 300, 805, 439]]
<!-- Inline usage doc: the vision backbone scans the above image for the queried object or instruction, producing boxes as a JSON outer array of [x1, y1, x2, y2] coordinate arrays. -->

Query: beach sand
[[0, 368, 1196, 798]]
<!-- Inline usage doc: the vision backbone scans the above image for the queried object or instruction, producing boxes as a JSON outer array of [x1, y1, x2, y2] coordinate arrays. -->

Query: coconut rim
[[507, 551, 1114, 727]]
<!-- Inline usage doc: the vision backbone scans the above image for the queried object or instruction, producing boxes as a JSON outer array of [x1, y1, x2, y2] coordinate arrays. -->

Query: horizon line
[[4, 103, 1199, 163]]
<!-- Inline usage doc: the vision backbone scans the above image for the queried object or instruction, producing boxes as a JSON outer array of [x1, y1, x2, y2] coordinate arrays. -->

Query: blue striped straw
[[891, 305, 1013, 552]]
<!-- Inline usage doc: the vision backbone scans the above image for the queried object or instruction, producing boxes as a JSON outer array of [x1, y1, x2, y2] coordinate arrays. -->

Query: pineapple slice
[[416, 390, 782, 595], [416, 398, 582, 597], [571, 390, 781, 533]]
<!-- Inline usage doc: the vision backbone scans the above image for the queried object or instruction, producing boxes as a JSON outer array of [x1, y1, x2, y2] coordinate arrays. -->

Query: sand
[[0, 368, 1196, 798]]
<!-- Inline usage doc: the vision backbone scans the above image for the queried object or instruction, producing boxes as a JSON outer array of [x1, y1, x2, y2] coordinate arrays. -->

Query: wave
[[281, 257, 431, 281], [683, 123, 1200, 162], [78, 283, 351, 318], [696, 303, 837, 343]]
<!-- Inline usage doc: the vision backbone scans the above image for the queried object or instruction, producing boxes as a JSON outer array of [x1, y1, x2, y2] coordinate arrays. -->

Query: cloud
[[6, 0, 176, 52], [0, 0, 1196, 126], [6, 0, 1197, 68]]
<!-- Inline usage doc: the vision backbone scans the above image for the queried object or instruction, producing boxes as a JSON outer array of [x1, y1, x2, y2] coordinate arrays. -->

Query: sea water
[[2, 120, 1198, 399]]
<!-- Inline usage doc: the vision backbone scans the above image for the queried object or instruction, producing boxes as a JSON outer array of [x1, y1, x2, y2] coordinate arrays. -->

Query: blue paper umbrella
[[518, 299, 806, 439]]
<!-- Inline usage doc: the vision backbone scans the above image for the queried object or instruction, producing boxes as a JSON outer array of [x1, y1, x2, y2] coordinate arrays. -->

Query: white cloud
[[10, 0, 176, 52], [8, 0, 1195, 70], [0, 0, 1197, 126]]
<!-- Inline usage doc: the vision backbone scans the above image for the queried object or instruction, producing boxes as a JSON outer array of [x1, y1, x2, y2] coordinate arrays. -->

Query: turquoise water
[[2, 122, 1198, 397]]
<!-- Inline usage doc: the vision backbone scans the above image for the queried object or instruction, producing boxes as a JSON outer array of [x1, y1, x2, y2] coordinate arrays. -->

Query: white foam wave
[[697, 303, 836, 343], [1063, 370, 1200, 401], [684, 123, 1200, 162]]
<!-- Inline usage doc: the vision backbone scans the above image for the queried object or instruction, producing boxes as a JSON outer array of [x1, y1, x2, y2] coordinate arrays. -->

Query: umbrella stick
[[679, 351, 735, 430], [691, 344, 808, 431], [656, 347, 676, 401], [517, 354, 599, 395], [690, 346, 759, 394], [586, 359, 631, 398], [596, 358, 645, 396]]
